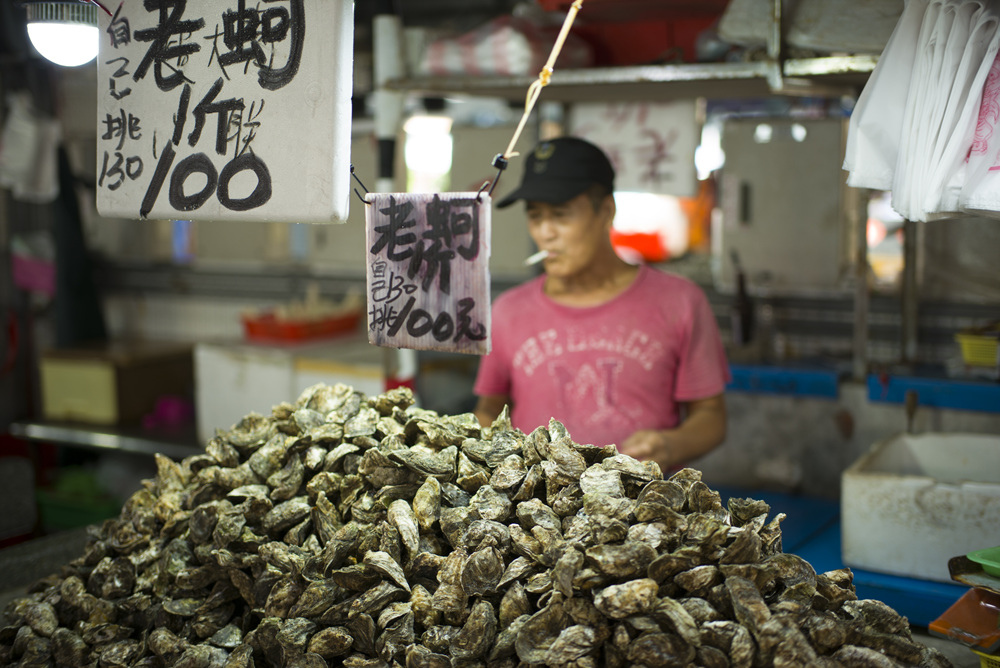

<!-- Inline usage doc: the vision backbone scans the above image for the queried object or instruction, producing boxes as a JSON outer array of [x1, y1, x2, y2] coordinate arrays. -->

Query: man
[[473, 136, 730, 472]]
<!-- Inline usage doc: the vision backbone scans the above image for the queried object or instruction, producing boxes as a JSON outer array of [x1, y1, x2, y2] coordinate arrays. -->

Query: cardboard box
[[40, 342, 193, 425], [841, 432, 1000, 583]]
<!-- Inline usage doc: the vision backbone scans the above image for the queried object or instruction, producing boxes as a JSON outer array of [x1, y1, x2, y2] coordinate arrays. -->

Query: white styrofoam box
[[195, 344, 296, 444], [841, 432, 1000, 583], [195, 338, 385, 443], [294, 352, 384, 400]]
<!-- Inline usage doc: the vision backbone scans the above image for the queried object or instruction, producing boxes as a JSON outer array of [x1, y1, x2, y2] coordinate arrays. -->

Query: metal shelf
[[9, 421, 202, 461], [385, 56, 878, 102]]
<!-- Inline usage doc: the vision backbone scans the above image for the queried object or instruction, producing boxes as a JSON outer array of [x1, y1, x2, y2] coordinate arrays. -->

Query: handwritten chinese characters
[[366, 193, 491, 355], [571, 101, 699, 198], [97, 0, 353, 223]]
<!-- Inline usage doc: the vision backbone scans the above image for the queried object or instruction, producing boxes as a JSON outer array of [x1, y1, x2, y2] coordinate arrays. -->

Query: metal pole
[[373, 1, 405, 194], [901, 218, 919, 363], [851, 191, 869, 381], [766, 0, 783, 91]]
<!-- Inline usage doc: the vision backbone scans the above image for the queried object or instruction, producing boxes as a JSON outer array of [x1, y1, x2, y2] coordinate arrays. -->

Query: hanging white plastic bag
[[846, 0, 1000, 221], [924, 2, 1000, 216], [960, 46, 1000, 217], [911, 2, 965, 215], [899, 0, 965, 219], [891, 0, 948, 220], [844, 0, 930, 191]]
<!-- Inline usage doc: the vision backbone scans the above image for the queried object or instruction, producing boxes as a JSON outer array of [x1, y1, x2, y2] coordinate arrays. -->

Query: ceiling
[[356, 0, 520, 28], [1, 2, 33, 63], [0, 1, 522, 63], [0, 0, 523, 112], [2, 0, 732, 64]]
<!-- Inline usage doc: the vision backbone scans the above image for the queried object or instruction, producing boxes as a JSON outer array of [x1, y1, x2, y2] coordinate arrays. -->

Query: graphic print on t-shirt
[[513, 325, 666, 376], [550, 357, 644, 439], [511, 324, 665, 443]]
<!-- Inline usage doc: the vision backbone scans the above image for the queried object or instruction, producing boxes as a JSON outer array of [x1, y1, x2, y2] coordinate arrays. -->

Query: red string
[[86, 0, 113, 17]]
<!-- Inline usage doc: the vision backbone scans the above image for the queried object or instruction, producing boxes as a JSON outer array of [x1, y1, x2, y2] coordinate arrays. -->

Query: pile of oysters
[[1, 384, 953, 667]]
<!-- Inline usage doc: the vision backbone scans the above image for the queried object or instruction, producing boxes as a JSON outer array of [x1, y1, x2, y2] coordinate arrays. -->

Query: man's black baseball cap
[[496, 136, 615, 209]]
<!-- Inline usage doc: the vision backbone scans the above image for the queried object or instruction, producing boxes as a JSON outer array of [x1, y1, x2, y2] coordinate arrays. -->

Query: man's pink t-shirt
[[474, 265, 731, 447]]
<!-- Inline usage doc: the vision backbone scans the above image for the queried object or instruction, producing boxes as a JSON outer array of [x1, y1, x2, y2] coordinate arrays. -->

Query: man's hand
[[618, 394, 727, 473], [473, 394, 509, 429], [620, 430, 673, 470]]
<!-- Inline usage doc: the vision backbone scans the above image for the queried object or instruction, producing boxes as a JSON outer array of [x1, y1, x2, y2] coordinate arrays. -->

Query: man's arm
[[474, 394, 510, 428], [618, 394, 727, 472]]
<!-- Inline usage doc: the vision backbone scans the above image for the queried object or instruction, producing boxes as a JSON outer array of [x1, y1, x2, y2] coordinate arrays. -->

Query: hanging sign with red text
[[96, 0, 354, 223], [365, 193, 491, 355], [571, 101, 699, 198]]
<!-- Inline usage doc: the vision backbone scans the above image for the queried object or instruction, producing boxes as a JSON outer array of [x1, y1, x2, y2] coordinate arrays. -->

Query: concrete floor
[[914, 632, 984, 668]]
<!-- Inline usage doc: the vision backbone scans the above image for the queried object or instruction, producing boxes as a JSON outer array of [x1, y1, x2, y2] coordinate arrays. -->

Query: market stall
[[0, 0, 998, 666]]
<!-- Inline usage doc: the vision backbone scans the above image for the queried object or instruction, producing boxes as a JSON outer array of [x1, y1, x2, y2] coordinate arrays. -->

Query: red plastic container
[[241, 310, 362, 343], [929, 588, 1000, 655], [537, 0, 725, 65]]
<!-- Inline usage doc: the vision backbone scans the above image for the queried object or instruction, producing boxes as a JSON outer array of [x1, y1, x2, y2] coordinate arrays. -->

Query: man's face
[[525, 191, 615, 279]]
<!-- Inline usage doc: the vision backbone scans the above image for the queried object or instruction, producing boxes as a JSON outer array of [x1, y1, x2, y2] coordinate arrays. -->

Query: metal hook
[[350, 163, 371, 206], [477, 153, 509, 202], [476, 180, 491, 202]]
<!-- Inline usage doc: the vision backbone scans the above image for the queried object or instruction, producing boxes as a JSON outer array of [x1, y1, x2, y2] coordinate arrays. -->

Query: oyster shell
[[593, 578, 659, 618]]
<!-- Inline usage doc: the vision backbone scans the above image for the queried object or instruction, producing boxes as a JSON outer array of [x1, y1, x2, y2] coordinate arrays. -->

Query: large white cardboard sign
[[571, 101, 699, 198], [365, 192, 491, 355], [96, 0, 354, 223]]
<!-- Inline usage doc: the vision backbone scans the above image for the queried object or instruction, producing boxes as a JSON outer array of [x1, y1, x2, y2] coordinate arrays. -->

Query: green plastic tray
[[967, 546, 1000, 578]]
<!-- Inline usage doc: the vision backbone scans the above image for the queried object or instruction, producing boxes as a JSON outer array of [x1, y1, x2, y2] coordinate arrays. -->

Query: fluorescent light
[[25, 3, 99, 68], [404, 115, 453, 176]]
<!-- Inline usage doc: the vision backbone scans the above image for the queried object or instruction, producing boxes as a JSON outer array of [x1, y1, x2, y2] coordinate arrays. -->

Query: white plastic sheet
[[844, 0, 1000, 221], [0, 93, 60, 203]]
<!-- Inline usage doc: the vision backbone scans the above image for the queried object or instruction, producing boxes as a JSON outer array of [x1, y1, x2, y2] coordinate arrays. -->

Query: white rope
[[501, 0, 585, 161]]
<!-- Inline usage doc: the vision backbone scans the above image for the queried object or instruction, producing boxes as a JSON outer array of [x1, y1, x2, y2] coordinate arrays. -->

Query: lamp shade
[[25, 2, 99, 67]]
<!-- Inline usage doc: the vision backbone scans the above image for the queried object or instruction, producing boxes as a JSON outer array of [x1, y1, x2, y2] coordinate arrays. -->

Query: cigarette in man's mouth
[[524, 250, 550, 266]]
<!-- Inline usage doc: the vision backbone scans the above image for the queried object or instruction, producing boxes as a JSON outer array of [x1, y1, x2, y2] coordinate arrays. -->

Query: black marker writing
[[139, 80, 271, 217], [217, 153, 272, 211], [140, 141, 175, 218], [102, 110, 142, 151], [371, 296, 486, 343], [107, 4, 131, 48], [99, 151, 144, 191], [188, 77, 245, 154], [370, 196, 417, 261], [106, 56, 133, 99], [205, 0, 305, 91], [257, 0, 304, 91], [133, 0, 204, 91], [370, 264, 417, 305]]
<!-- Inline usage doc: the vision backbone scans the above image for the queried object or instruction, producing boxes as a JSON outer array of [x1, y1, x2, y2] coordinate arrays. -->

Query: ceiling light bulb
[[25, 2, 99, 68]]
